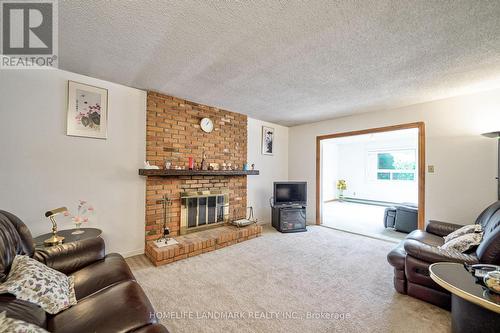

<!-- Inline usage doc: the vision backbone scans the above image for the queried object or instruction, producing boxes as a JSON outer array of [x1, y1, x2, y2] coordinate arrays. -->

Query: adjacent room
[[320, 127, 420, 242], [0, 1, 499, 333]]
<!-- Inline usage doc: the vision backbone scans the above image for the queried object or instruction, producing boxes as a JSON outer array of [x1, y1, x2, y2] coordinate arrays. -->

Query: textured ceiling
[[59, 1, 500, 126]]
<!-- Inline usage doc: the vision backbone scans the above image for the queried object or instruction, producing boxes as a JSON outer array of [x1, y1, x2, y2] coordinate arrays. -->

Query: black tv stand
[[271, 205, 307, 233]]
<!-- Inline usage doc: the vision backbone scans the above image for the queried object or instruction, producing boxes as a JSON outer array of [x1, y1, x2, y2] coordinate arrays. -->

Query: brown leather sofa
[[387, 200, 500, 309], [0, 210, 168, 333]]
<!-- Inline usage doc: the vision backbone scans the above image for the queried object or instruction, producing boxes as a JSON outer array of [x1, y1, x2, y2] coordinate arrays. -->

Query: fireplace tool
[[155, 195, 178, 247]]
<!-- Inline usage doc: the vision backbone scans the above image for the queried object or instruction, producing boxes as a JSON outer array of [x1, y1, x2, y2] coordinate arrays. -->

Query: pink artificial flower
[[73, 216, 80, 222], [63, 210, 70, 217], [88, 206, 94, 212], [83, 217, 89, 222]]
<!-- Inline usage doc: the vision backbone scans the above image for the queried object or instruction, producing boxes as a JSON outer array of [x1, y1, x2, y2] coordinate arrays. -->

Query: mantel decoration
[[262, 126, 274, 155], [64, 200, 94, 234], [67, 81, 108, 139], [336, 180, 347, 200]]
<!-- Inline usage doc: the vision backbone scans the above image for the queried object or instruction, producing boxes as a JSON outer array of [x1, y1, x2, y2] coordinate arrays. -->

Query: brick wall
[[145, 91, 248, 240]]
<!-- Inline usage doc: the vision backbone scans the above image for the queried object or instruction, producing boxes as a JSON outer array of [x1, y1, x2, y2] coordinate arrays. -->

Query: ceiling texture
[[59, 1, 500, 126]]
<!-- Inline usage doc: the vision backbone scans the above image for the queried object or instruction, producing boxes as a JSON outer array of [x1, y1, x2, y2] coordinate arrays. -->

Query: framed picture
[[262, 126, 274, 155], [67, 81, 108, 139]]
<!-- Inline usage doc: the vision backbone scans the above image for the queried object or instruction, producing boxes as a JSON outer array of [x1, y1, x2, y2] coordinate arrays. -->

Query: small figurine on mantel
[[222, 163, 227, 170], [201, 151, 208, 171], [144, 161, 160, 170], [251, 164, 255, 170]]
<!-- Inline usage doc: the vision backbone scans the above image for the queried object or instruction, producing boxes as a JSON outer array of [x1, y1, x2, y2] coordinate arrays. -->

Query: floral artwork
[[67, 81, 108, 139], [75, 89, 101, 130]]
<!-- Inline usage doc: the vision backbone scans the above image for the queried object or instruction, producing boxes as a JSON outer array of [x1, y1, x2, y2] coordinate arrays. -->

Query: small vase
[[338, 190, 344, 201], [72, 222, 84, 235]]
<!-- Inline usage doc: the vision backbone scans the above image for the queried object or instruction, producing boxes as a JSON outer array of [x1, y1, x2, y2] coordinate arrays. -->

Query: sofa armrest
[[33, 237, 105, 274], [425, 220, 463, 237], [404, 239, 478, 264]]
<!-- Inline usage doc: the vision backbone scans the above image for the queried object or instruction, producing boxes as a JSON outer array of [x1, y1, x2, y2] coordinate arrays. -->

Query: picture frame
[[67, 81, 108, 139], [262, 126, 274, 155]]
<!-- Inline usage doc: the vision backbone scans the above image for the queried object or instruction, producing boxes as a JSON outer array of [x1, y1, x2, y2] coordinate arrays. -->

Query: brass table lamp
[[44, 207, 67, 246]]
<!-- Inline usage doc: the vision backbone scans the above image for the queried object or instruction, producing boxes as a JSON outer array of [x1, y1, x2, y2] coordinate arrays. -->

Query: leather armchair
[[394, 204, 418, 233], [33, 237, 105, 275], [387, 201, 500, 309], [383, 203, 418, 233], [0, 210, 169, 333]]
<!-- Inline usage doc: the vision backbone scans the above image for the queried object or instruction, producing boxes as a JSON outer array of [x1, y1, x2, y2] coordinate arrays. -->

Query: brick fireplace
[[144, 91, 251, 241]]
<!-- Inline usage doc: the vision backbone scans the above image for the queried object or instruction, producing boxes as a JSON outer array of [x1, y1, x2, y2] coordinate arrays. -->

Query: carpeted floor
[[322, 201, 408, 242], [127, 225, 450, 333]]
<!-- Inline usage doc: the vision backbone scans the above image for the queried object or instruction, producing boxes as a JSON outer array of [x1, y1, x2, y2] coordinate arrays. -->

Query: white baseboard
[[306, 219, 316, 225], [120, 248, 144, 258]]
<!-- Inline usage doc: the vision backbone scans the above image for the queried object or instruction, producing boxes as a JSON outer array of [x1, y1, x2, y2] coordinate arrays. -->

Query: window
[[367, 149, 416, 182]]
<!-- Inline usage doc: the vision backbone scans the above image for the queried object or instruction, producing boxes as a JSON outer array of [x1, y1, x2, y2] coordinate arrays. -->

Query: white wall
[[321, 140, 339, 201], [0, 69, 147, 257], [289, 89, 500, 225], [247, 118, 289, 223], [322, 132, 418, 204]]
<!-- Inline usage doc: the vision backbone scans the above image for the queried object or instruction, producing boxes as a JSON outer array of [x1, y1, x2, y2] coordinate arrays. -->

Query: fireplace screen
[[180, 189, 229, 234]]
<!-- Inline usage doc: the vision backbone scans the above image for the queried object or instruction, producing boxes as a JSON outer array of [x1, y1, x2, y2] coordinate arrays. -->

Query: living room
[[0, 1, 499, 333]]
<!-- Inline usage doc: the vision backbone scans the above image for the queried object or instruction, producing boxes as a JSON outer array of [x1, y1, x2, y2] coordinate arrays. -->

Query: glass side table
[[429, 262, 500, 333]]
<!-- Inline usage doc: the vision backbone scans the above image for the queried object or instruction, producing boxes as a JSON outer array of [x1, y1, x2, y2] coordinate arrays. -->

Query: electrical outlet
[[428, 165, 435, 173]]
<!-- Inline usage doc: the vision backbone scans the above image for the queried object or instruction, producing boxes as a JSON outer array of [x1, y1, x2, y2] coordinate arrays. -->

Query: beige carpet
[[127, 225, 450, 333]]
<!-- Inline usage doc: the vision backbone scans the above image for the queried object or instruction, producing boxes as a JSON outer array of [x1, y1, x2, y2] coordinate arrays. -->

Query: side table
[[33, 228, 102, 248], [429, 262, 500, 333]]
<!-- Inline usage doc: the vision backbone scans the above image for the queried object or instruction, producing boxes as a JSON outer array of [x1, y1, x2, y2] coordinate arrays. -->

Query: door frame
[[315, 122, 426, 229]]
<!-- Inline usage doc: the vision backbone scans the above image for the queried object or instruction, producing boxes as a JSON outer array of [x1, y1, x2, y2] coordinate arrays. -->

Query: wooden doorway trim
[[315, 122, 426, 229]]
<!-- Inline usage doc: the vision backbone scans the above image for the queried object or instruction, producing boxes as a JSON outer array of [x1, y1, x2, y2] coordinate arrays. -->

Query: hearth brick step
[[145, 224, 262, 266]]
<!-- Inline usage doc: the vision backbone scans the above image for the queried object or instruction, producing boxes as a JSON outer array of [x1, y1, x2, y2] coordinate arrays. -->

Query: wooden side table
[[33, 228, 102, 248], [429, 262, 500, 333]]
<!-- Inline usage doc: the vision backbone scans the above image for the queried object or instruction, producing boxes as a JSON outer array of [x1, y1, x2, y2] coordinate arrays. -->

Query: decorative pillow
[[443, 224, 482, 243], [0, 311, 48, 333], [440, 232, 483, 253], [0, 255, 76, 314]]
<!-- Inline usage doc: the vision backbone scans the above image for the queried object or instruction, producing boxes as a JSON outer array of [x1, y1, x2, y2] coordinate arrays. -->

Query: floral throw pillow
[[0, 255, 77, 314], [443, 224, 482, 243], [0, 311, 48, 333], [440, 232, 483, 253]]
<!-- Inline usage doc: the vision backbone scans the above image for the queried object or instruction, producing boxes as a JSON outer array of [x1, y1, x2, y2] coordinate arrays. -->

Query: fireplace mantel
[[139, 169, 259, 177]]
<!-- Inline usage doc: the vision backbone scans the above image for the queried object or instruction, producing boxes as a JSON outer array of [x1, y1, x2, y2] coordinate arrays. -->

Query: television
[[273, 182, 307, 206]]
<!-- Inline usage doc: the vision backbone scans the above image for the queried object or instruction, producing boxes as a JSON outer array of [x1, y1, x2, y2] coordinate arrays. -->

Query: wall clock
[[200, 117, 214, 133]]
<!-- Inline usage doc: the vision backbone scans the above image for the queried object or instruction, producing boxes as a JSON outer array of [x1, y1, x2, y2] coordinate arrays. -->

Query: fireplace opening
[[181, 189, 229, 235]]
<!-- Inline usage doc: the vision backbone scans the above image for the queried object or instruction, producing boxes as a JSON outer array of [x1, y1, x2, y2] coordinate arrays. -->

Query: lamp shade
[[482, 131, 500, 138]]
